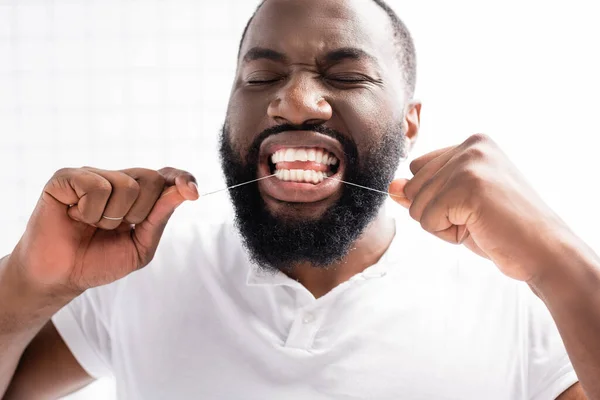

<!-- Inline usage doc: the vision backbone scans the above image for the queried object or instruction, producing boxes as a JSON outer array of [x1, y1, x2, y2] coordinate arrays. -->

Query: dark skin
[[0, 0, 593, 398], [228, 0, 420, 297]]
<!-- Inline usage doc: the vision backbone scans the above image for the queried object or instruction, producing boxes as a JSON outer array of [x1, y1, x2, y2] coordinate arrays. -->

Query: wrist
[[0, 254, 76, 323], [527, 234, 600, 305]]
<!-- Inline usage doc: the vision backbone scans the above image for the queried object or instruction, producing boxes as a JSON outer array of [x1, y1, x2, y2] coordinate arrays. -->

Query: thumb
[[132, 175, 199, 262], [388, 178, 412, 209]]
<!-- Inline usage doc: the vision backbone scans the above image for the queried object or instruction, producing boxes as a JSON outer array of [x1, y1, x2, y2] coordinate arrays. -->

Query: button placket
[[284, 308, 322, 349], [302, 312, 316, 324]]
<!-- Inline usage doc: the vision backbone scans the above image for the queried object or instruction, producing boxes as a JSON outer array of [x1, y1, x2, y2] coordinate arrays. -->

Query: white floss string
[[199, 174, 407, 200], [199, 174, 277, 197], [323, 176, 407, 199]]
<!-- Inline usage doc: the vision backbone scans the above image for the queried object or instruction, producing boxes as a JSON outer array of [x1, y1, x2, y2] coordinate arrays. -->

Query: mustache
[[246, 123, 359, 166]]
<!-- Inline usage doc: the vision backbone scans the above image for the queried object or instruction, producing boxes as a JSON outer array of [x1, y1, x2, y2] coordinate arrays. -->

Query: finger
[[81, 168, 141, 230], [158, 167, 199, 201], [44, 168, 113, 225], [129, 168, 199, 263], [409, 145, 457, 175], [120, 168, 166, 224], [388, 179, 412, 208], [404, 147, 458, 201], [407, 170, 451, 224], [129, 184, 188, 264], [418, 180, 479, 239]]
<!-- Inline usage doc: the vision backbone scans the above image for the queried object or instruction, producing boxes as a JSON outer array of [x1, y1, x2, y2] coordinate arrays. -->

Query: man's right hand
[[9, 167, 199, 297]]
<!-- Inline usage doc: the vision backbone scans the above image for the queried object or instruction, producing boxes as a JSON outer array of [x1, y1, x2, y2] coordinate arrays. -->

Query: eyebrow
[[242, 46, 377, 66], [322, 47, 378, 65], [243, 47, 288, 63]]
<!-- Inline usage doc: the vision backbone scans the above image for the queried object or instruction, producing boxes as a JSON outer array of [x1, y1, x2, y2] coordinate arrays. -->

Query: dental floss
[[323, 176, 407, 199], [199, 174, 277, 197], [198, 174, 406, 200]]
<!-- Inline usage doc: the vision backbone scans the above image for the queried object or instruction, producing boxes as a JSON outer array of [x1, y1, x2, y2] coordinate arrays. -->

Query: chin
[[262, 193, 340, 220]]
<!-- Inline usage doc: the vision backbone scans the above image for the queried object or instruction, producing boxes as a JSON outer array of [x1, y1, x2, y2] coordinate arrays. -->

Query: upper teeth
[[271, 148, 339, 165]]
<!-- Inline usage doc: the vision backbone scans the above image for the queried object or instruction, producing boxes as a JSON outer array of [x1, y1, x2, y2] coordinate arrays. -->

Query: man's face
[[219, 0, 413, 271]]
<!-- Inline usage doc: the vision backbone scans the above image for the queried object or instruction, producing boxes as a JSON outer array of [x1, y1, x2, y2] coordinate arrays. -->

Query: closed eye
[[331, 77, 367, 83], [245, 71, 285, 86], [325, 73, 377, 85], [247, 78, 282, 85]]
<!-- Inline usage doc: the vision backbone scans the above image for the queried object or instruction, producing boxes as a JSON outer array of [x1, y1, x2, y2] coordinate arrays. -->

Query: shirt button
[[302, 313, 316, 324]]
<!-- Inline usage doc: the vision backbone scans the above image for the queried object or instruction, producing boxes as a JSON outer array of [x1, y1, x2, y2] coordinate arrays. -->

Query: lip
[[258, 131, 346, 203]]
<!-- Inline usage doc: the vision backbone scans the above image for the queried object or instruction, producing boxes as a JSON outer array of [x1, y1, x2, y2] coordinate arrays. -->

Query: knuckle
[[95, 178, 113, 194], [158, 166, 175, 177], [464, 146, 487, 162], [466, 133, 491, 145], [122, 177, 141, 195], [52, 167, 74, 178], [146, 170, 166, 190], [87, 175, 113, 196]]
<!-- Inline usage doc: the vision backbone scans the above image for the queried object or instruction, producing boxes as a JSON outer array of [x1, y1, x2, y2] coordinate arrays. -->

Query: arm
[[387, 134, 600, 399], [529, 237, 600, 400], [1, 166, 197, 399], [557, 383, 588, 400], [0, 255, 93, 399]]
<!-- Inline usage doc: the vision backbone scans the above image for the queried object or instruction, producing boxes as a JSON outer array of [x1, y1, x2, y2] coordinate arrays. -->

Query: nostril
[[304, 119, 327, 126]]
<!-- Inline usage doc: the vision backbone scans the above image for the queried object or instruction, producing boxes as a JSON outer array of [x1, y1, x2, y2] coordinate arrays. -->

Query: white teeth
[[296, 149, 308, 162], [315, 150, 324, 163], [301, 170, 310, 182], [312, 170, 320, 184], [274, 169, 327, 183], [284, 148, 295, 162], [271, 147, 338, 166]]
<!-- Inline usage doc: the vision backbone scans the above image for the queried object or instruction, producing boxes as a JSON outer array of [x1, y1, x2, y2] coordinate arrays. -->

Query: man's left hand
[[389, 133, 575, 283]]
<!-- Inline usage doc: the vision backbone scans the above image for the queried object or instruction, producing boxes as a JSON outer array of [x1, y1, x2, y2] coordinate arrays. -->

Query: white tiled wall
[[1, 1, 599, 399]]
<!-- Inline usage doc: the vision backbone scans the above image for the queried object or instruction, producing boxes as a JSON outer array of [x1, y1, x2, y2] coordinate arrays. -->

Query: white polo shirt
[[52, 211, 578, 400]]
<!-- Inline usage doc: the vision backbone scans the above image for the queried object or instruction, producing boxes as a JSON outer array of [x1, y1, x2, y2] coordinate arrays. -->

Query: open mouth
[[257, 131, 346, 203], [269, 148, 340, 184]]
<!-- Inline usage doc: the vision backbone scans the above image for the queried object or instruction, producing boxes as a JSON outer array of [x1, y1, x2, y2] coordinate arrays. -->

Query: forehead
[[242, 0, 396, 64]]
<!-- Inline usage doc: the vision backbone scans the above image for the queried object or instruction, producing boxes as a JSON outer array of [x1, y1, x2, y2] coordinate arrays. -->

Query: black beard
[[218, 123, 405, 273]]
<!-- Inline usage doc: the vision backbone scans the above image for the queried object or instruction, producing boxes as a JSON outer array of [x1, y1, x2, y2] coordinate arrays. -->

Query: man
[[0, 0, 598, 398]]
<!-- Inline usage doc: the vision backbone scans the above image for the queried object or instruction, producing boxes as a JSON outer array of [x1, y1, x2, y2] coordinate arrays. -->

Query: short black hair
[[238, 0, 417, 99]]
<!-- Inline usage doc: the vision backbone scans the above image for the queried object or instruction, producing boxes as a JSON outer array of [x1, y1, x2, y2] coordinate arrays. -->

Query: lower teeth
[[275, 169, 331, 184]]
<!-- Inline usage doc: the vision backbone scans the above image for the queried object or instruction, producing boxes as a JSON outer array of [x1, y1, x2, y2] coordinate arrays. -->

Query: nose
[[267, 76, 333, 126]]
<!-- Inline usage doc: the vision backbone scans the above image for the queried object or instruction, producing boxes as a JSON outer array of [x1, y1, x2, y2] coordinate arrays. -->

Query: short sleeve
[[52, 282, 120, 379], [525, 285, 579, 400]]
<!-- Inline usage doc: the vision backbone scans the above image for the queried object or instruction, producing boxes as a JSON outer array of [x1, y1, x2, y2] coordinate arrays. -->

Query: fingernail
[[188, 182, 199, 196]]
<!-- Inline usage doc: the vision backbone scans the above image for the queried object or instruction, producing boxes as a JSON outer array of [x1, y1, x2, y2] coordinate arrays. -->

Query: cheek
[[333, 90, 401, 149], [226, 89, 272, 156]]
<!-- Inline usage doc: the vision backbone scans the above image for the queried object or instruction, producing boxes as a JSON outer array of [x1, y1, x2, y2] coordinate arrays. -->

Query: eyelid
[[245, 70, 285, 83], [325, 72, 373, 82]]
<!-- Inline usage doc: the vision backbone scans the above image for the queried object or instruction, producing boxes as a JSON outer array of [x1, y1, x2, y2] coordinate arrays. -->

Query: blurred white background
[[1, 0, 599, 398]]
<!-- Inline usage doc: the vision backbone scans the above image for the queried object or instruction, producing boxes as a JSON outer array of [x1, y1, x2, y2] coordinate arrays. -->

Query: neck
[[286, 210, 396, 298]]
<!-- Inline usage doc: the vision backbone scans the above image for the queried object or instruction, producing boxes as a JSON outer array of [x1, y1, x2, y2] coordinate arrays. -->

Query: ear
[[402, 101, 421, 152]]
